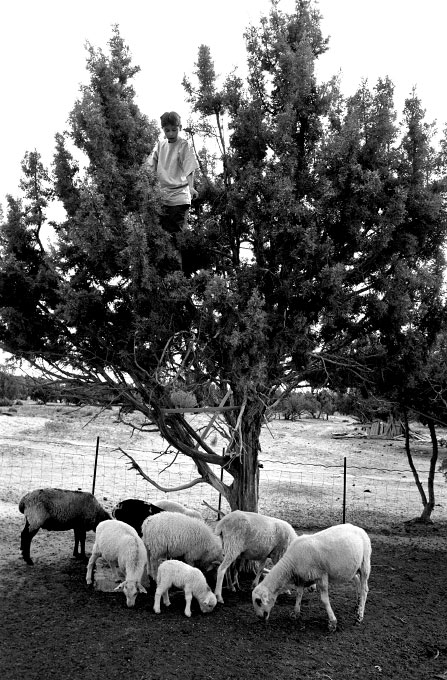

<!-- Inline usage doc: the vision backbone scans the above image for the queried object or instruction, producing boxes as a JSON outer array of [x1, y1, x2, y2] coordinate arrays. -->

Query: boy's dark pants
[[160, 204, 190, 268], [161, 204, 190, 235]]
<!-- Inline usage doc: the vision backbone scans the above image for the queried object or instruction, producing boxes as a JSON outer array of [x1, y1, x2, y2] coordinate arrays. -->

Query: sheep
[[153, 499, 203, 520], [19, 488, 111, 565], [214, 510, 297, 604], [86, 519, 147, 607], [142, 511, 223, 580], [252, 523, 372, 631], [111, 498, 164, 536], [153, 560, 217, 617]]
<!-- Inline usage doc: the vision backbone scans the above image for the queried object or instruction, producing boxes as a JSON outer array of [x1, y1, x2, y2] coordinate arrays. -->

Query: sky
[[1, 0, 447, 210]]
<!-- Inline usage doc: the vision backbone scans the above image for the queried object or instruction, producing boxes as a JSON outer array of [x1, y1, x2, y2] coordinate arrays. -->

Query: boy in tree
[[147, 111, 198, 265]]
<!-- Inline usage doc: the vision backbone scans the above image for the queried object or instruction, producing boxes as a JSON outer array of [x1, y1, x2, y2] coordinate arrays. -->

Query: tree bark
[[403, 409, 438, 523], [421, 418, 438, 522], [225, 399, 263, 511]]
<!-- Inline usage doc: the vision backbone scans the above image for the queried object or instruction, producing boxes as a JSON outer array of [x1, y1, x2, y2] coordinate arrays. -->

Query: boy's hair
[[160, 111, 181, 128]]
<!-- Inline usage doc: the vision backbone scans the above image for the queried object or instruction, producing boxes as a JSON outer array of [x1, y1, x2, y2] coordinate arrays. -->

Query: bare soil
[[1, 407, 447, 679]]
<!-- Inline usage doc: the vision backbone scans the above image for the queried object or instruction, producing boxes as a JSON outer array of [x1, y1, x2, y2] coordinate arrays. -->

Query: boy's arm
[[187, 171, 198, 200], [146, 143, 159, 173]]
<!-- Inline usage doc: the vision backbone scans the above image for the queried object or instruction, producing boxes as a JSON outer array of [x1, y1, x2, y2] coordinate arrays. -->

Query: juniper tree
[[1, 7, 446, 514]]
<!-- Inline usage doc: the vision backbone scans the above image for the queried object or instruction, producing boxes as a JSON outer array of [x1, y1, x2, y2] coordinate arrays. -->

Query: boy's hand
[[191, 188, 198, 200]]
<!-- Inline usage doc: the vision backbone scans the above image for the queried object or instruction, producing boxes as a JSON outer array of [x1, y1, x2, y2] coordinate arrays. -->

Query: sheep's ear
[[137, 583, 147, 594], [114, 582, 125, 592]]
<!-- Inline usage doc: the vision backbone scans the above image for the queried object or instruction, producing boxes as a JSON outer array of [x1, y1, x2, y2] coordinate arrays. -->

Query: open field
[[1, 404, 447, 679], [1, 402, 447, 529]]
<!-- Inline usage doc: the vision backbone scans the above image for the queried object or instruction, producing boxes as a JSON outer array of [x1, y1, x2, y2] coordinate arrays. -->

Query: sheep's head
[[114, 580, 147, 607], [252, 584, 277, 620], [199, 591, 217, 613]]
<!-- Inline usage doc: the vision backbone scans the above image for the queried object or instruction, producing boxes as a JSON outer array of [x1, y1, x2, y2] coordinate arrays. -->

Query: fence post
[[342, 456, 347, 523], [92, 436, 100, 495], [217, 448, 225, 518]]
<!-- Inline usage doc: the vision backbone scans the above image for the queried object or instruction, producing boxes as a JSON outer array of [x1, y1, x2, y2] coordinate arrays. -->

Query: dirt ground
[[1, 408, 447, 679], [2, 510, 447, 679]]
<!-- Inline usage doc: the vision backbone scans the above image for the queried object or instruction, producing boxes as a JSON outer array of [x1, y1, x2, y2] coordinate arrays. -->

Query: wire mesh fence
[[1, 430, 446, 531]]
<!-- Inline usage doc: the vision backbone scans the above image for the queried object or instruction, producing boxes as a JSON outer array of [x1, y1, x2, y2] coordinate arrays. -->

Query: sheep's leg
[[163, 588, 171, 607], [291, 586, 304, 619], [20, 520, 39, 565], [215, 553, 238, 604], [318, 575, 337, 631], [252, 559, 268, 588], [153, 589, 161, 613], [226, 563, 240, 592], [353, 572, 360, 598], [85, 546, 101, 584], [73, 528, 87, 561], [184, 587, 193, 617], [356, 567, 369, 624], [153, 586, 169, 614]]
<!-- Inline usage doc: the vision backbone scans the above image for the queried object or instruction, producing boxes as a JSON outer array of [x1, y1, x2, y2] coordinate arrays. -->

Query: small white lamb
[[153, 560, 217, 617], [214, 510, 297, 603], [86, 519, 148, 607], [252, 523, 371, 631]]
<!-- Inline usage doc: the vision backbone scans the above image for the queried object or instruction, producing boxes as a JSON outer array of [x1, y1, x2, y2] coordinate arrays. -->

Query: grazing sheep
[[86, 519, 147, 607], [19, 488, 111, 565], [252, 523, 371, 631], [214, 510, 297, 604], [142, 511, 223, 579], [112, 498, 164, 536], [153, 499, 203, 520], [154, 560, 217, 617]]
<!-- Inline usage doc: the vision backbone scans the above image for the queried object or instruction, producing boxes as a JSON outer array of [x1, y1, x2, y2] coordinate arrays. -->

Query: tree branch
[[118, 447, 207, 492]]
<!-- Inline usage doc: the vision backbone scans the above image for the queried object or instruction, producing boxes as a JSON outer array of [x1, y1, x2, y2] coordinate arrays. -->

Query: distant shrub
[[170, 389, 198, 409], [44, 420, 67, 433]]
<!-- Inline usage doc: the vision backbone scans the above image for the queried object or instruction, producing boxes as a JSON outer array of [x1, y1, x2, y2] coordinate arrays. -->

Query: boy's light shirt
[[148, 136, 198, 206]]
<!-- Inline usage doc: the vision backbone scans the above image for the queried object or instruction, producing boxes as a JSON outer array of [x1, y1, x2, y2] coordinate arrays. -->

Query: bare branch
[[118, 448, 207, 493], [202, 500, 226, 519]]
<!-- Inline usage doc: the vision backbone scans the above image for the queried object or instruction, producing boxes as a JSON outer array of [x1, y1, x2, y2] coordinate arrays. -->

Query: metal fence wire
[[1, 432, 446, 531]]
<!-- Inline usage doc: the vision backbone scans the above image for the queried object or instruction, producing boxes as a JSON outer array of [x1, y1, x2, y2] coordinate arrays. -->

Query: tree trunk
[[225, 399, 263, 512], [403, 409, 428, 509], [403, 409, 438, 523], [421, 418, 438, 522]]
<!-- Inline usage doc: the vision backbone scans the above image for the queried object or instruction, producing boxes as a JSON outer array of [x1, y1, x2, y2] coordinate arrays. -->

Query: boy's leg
[[160, 205, 190, 269], [161, 205, 190, 235]]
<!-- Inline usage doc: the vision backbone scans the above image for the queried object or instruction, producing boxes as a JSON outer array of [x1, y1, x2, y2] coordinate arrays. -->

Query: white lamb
[[86, 519, 148, 607], [153, 560, 217, 617], [252, 523, 371, 631], [153, 499, 203, 520], [214, 510, 297, 604], [142, 511, 223, 579]]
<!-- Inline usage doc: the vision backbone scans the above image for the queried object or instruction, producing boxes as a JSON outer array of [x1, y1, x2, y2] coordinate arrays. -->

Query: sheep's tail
[[214, 519, 223, 537], [18, 498, 26, 514]]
